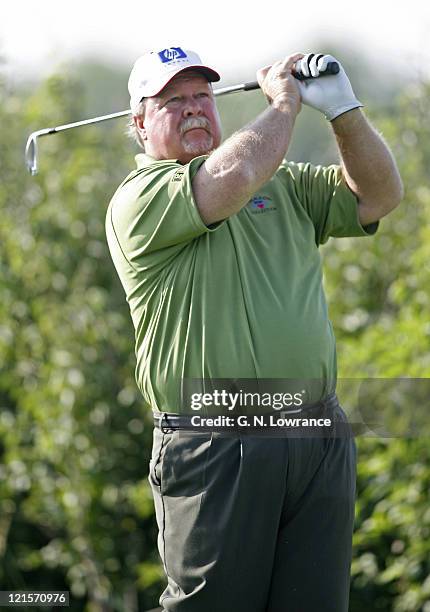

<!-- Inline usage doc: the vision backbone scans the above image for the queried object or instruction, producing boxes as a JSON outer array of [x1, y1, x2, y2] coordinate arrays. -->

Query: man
[[105, 47, 403, 611]]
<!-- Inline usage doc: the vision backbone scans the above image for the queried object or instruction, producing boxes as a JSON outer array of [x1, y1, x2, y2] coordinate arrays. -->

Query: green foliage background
[[0, 50, 429, 611]]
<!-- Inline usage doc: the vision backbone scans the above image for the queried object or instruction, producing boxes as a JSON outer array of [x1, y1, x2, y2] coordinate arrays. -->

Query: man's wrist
[[326, 101, 364, 122], [271, 94, 301, 118], [330, 107, 364, 132]]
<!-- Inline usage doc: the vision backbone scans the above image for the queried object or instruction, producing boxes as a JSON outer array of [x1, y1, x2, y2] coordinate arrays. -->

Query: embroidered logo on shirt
[[247, 196, 277, 214], [172, 169, 185, 182]]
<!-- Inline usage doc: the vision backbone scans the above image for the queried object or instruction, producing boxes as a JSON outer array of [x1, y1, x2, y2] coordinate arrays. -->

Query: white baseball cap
[[128, 47, 221, 114]]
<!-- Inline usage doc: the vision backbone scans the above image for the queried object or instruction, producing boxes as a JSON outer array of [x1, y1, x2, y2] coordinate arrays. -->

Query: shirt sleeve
[[278, 161, 379, 246], [107, 156, 221, 269]]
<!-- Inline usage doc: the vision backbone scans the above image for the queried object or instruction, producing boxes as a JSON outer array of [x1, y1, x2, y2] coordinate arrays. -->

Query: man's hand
[[295, 54, 363, 121], [257, 53, 304, 116]]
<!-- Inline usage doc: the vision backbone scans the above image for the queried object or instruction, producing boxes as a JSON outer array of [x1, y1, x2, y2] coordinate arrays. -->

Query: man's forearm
[[332, 108, 404, 225], [193, 97, 299, 225]]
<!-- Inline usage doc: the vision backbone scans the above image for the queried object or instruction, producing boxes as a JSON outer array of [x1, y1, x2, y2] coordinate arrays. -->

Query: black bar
[[243, 80, 259, 91], [294, 61, 340, 81], [0, 592, 69, 607], [242, 61, 340, 93]]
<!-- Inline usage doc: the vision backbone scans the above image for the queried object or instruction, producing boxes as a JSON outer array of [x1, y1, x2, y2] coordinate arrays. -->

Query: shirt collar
[[135, 153, 181, 169]]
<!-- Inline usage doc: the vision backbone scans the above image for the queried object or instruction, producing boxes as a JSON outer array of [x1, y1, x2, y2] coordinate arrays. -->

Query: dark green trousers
[[149, 404, 356, 611]]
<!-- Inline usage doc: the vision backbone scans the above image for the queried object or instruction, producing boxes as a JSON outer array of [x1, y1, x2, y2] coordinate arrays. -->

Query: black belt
[[153, 393, 339, 433]]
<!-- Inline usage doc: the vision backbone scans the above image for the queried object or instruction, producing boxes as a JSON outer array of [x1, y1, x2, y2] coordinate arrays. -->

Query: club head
[[25, 133, 39, 175]]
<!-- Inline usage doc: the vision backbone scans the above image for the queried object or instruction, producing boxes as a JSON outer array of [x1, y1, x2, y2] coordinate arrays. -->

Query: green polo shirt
[[105, 153, 377, 411]]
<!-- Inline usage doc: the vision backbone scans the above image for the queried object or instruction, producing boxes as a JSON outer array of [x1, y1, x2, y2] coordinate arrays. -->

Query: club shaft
[[25, 62, 338, 175], [24, 81, 261, 175], [51, 109, 132, 133], [32, 82, 258, 137]]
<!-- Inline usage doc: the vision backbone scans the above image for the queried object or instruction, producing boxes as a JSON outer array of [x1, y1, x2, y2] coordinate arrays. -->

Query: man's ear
[[134, 115, 147, 140]]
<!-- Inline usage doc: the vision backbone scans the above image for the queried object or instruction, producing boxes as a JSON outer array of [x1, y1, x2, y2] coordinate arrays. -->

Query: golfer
[[105, 47, 403, 611]]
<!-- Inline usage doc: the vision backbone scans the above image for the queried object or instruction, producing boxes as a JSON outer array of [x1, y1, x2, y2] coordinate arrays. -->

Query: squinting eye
[[166, 97, 181, 105]]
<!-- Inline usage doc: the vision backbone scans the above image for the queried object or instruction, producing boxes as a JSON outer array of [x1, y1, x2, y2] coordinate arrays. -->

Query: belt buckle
[[279, 407, 302, 418], [160, 413, 169, 434]]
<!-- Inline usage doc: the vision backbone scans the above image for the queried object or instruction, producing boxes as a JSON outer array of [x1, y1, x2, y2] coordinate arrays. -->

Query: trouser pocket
[[148, 427, 173, 490], [149, 428, 213, 496]]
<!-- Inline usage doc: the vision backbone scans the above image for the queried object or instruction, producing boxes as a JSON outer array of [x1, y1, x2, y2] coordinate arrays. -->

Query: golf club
[[24, 61, 339, 175]]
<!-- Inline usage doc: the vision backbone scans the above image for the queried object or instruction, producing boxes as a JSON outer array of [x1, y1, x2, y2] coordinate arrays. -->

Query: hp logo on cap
[[158, 47, 187, 63]]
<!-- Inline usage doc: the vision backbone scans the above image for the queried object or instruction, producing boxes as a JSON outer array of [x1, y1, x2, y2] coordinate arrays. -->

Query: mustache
[[180, 117, 211, 135]]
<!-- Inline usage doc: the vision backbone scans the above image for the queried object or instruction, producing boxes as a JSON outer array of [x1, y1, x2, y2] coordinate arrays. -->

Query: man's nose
[[183, 97, 203, 116]]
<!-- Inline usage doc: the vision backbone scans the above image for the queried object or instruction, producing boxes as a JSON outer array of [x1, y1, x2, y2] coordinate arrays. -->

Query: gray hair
[[126, 99, 146, 150]]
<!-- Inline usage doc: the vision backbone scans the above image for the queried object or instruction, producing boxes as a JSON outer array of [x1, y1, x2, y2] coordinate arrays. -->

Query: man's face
[[135, 72, 222, 164]]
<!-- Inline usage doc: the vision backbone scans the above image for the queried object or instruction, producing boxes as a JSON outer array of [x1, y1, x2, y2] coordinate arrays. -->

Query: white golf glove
[[295, 54, 363, 121]]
